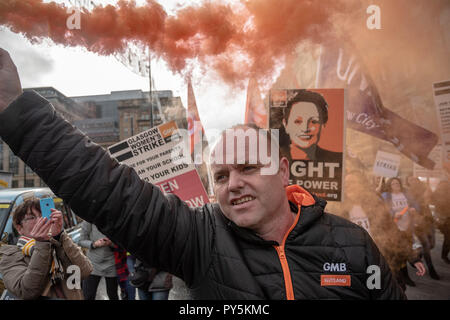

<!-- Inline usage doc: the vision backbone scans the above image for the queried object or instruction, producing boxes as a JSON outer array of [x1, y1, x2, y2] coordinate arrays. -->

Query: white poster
[[433, 80, 450, 162], [108, 121, 209, 208], [373, 150, 401, 178], [269, 88, 345, 201]]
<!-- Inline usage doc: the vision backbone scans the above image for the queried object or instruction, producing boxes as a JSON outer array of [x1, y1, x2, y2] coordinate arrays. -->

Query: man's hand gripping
[[0, 48, 22, 113]]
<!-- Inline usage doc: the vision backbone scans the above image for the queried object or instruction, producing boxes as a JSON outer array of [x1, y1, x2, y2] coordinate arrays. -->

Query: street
[[406, 231, 450, 300]]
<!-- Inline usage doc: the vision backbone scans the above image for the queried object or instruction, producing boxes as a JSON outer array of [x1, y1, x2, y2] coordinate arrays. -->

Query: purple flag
[[316, 42, 438, 170]]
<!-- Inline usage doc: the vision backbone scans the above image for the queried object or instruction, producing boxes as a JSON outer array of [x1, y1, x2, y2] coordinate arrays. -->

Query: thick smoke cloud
[[0, 27, 54, 82], [0, 0, 353, 86]]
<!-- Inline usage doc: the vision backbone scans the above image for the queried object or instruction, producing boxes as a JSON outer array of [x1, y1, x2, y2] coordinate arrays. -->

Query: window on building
[[25, 165, 34, 174], [160, 97, 169, 106], [25, 179, 34, 187], [9, 153, 18, 174], [12, 180, 18, 188]]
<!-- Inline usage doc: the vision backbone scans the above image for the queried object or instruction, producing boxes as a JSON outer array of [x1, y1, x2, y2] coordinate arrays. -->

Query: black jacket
[[0, 91, 405, 300]]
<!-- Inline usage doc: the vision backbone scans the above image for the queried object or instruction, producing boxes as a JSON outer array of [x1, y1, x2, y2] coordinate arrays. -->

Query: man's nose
[[227, 171, 244, 192]]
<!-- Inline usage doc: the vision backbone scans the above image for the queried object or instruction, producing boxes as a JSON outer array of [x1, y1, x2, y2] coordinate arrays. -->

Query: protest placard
[[269, 88, 345, 201], [108, 121, 209, 207], [433, 80, 450, 162], [372, 150, 401, 178]]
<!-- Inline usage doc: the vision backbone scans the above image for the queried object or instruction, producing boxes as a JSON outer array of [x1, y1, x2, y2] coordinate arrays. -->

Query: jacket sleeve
[[0, 242, 52, 300], [78, 221, 93, 249], [58, 232, 93, 280], [407, 245, 422, 266], [363, 231, 407, 300], [0, 91, 215, 287]]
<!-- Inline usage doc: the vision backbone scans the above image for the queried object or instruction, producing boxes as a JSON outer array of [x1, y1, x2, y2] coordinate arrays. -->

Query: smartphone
[[39, 197, 55, 221]]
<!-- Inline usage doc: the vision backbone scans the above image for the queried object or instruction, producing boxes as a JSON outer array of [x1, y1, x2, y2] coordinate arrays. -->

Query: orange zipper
[[274, 204, 301, 300], [275, 245, 295, 300]]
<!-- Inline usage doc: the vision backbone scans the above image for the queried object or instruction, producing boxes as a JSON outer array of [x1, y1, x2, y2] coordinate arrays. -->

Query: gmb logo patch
[[323, 262, 347, 272]]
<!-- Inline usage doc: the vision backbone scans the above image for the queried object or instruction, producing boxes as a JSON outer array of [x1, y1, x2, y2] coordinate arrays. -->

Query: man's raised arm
[[0, 48, 22, 112], [0, 48, 214, 287]]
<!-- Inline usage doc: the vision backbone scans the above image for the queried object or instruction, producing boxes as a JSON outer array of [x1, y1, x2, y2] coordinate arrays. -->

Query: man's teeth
[[232, 196, 254, 205]]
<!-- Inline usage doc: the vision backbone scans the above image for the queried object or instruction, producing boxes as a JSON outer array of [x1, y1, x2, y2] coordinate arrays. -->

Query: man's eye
[[242, 165, 257, 172], [215, 175, 227, 183]]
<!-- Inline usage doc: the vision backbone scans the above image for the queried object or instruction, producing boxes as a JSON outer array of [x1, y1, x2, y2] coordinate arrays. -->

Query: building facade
[[1, 88, 188, 188], [72, 89, 187, 142], [0, 87, 92, 188]]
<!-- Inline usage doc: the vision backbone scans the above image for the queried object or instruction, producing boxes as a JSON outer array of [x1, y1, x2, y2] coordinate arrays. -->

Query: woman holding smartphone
[[0, 198, 92, 300]]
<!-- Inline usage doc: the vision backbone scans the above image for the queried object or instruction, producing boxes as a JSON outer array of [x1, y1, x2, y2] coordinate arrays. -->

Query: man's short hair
[[283, 90, 329, 125], [213, 123, 282, 161], [12, 198, 41, 229]]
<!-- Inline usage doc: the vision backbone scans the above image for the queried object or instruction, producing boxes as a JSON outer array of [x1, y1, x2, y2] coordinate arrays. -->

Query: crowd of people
[[329, 171, 450, 293], [1, 171, 448, 300], [0, 48, 449, 300], [0, 200, 173, 300]]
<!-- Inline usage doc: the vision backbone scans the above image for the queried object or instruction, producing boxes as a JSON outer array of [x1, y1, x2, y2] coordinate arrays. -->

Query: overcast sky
[[0, 0, 246, 143]]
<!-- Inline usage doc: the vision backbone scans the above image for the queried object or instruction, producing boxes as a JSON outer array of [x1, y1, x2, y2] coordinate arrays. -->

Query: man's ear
[[279, 157, 290, 186]]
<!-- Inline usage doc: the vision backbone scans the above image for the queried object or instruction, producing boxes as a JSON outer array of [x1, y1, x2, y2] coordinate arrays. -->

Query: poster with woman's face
[[269, 88, 345, 201]]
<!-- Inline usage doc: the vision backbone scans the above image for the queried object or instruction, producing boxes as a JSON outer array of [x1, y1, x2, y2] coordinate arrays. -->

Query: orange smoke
[[0, 0, 166, 53], [0, 0, 352, 85]]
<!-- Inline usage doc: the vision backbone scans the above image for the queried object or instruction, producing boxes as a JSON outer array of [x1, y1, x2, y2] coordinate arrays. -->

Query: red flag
[[244, 78, 268, 128], [187, 80, 212, 195], [187, 80, 206, 156]]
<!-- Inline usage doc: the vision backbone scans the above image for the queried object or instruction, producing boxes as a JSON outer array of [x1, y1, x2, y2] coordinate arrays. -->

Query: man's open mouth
[[231, 196, 255, 206]]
